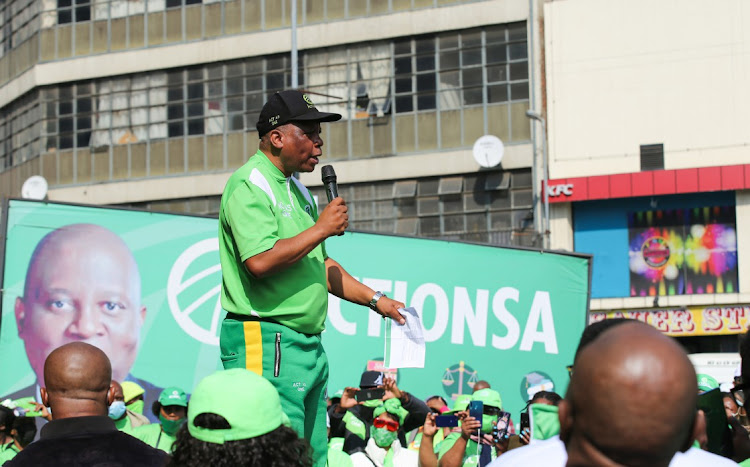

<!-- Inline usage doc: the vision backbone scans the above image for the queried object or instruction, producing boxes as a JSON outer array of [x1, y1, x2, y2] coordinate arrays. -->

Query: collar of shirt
[[40, 416, 117, 440]]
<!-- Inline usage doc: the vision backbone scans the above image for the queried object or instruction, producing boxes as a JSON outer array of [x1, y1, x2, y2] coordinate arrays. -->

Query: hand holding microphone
[[318, 165, 347, 237]]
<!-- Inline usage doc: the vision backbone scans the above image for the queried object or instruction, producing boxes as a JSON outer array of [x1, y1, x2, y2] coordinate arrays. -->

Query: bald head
[[15, 223, 146, 386], [473, 380, 491, 392], [560, 322, 697, 466], [42, 342, 113, 419]]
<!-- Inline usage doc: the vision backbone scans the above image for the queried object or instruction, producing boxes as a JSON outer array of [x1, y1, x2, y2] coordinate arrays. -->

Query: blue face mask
[[108, 401, 127, 420]]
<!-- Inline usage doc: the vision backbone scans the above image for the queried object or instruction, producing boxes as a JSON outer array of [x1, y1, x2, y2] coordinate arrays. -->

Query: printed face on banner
[[14, 224, 146, 386]]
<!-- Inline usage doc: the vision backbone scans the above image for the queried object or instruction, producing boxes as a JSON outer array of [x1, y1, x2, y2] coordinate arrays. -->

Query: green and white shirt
[[219, 150, 328, 335]]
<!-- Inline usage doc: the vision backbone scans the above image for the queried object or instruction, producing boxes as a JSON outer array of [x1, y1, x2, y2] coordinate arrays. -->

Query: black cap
[[256, 90, 342, 136], [360, 371, 384, 388]]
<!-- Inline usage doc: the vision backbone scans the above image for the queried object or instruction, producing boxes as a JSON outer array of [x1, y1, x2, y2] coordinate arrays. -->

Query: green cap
[[697, 373, 719, 392], [121, 381, 145, 404], [373, 398, 408, 425], [188, 369, 288, 444], [448, 394, 472, 414], [331, 389, 344, 399], [472, 388, 502, 409], [158, 387, 188, 407]]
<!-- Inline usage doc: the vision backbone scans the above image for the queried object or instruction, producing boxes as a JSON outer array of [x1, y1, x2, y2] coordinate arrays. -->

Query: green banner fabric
[[1, 199, 590, 418]]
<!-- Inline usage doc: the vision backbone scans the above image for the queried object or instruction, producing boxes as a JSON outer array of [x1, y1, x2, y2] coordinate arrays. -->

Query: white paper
[[384, 307, 425, 369]]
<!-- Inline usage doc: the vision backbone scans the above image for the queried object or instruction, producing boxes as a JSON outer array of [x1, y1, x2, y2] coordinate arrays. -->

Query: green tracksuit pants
[[220, 315, 329, 467]]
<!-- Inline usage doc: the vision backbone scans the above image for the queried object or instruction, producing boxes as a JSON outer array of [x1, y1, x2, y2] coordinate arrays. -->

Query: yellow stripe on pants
[[242, 321, 263, 376]]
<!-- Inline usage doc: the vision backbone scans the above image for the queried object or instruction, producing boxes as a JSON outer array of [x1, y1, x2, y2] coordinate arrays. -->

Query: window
[[309, 170, 537, 247]]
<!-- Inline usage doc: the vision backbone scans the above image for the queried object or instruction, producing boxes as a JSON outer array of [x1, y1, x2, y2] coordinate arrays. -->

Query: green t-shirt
[[113, 415, 134, 435], [0, 442, 20, 464], [131, 423, 175, 453], [219, 150, 328, 334], [437, 432, 497, 467]]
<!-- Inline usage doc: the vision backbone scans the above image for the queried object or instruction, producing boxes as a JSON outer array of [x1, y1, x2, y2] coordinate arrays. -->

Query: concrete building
[[0, 0, 543, 248], [544, 0, 750, 352]]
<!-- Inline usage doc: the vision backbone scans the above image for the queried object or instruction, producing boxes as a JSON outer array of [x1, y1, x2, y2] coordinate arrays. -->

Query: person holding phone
[[348, 399, 418, 466], [438, 389, 511, 466], [328, 371, 429, 455]]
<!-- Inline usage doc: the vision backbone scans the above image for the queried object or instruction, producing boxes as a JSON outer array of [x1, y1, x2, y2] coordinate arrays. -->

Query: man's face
[[278, 122, 324, 175], [112, 382, 125, 403], [15, 232, 146, 386]]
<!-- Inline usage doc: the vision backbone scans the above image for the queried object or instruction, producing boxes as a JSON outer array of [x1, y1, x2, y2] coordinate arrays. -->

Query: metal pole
[[541, 119, 549, 249], [291, 0, 298, 89]]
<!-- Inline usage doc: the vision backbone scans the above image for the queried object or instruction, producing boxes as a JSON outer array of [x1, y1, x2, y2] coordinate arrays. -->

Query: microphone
[[321, 165, 339, 203]]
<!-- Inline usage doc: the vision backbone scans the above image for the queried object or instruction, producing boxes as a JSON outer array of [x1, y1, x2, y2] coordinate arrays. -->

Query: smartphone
[[697, 388, 733, 457], [356, 387, 385, 402], [520, 412, 530, 434], [492, 411, 512, 442], [435, 414, 459, 427], [468, 400, 483, 426]]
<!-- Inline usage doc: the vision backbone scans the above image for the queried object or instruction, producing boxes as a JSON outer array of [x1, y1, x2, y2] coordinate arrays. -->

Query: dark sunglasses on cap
[[373, 418, 399, 432]]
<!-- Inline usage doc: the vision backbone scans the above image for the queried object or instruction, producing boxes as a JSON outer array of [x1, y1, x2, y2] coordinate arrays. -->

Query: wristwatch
[[368, 291, 385, 311]]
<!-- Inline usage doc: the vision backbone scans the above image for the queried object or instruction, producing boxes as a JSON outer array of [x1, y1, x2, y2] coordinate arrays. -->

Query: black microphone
[[321, 165, 339, 203]]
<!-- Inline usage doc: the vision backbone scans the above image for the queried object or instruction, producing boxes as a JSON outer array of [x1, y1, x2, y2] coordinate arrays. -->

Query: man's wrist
[[368, 291, 385, 310]]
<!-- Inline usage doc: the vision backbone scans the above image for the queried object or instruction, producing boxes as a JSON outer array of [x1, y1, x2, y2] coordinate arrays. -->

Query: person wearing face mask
[[131, 387, 188, 453], [349, 399, 418, 467], [0, 404, 21, 464], [329, 372, 429, 456], [438, 389, 511, 467], [109, 381, 150, 435], [121, 381, 147, 416]]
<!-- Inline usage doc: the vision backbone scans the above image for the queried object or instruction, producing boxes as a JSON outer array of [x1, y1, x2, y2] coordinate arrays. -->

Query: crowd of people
[[4, 319, 750, 466]]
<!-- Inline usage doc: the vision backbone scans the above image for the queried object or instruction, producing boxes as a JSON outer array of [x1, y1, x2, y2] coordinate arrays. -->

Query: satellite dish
[[21, 175, 48, 200], [472, 135, 504, 168]]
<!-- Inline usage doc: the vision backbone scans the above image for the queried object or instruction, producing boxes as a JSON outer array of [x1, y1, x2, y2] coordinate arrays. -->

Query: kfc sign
[[547, 183, 573, 197]]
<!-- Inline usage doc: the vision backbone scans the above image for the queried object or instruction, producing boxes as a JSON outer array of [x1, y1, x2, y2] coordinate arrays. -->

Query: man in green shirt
[[219, 90, 406, 467], [131, 387, 188, 454], [109, 381, 149, 435]]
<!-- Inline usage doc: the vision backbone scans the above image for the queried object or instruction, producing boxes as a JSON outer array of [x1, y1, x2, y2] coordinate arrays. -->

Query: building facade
[[544, 0, 750, 352], [0, 0, 544, 248]]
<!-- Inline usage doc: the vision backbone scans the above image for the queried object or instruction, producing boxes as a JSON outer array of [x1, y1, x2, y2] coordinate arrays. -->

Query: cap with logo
[[360, 371, 384, 388], [188, 368, 290, 444], [158, 387, 188, 407], [121, 381, 145, 404], [446, 394, 472, 414], [697, 373, 719, 393], [256, 90, 342, 136], [472, 388, 503, 409]]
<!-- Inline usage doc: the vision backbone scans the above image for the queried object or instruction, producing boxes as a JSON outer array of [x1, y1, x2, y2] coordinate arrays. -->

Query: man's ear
[[15, 297, 26, 336], [558, 398, 574, 444], [268, 128, 285, 150], [40, 387, 49, 407], [107, 385, 115, 406], [685, 409, 706, 452]]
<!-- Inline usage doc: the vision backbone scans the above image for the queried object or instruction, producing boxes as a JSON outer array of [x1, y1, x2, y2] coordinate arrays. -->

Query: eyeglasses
[[731, 383, 750, 408], [373, 418, 399, 432]]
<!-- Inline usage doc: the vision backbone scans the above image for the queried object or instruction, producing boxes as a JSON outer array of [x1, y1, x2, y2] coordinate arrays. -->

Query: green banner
[[1, 199, 590, 418]]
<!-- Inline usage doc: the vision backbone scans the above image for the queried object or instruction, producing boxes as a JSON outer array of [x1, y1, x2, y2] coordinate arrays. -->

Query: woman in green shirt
[[131, 387, 188, 454]]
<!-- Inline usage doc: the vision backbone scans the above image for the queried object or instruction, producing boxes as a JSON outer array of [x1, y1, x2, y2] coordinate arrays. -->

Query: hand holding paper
[[384, 307, 426, 369]]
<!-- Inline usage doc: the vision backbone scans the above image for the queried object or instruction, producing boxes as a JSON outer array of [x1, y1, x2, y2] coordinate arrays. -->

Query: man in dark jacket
[[6, 342, 166, 466], [328, 370, 429, 454]]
